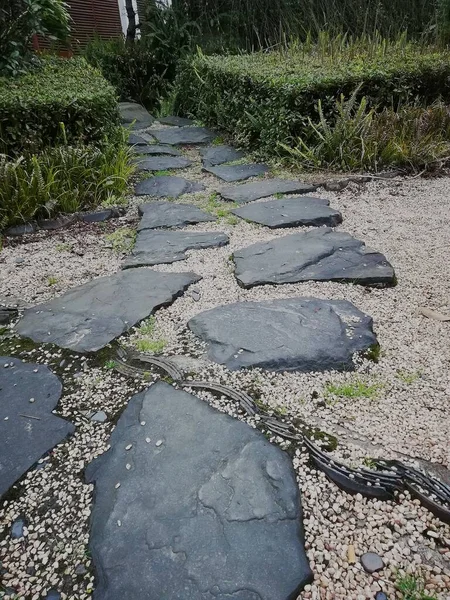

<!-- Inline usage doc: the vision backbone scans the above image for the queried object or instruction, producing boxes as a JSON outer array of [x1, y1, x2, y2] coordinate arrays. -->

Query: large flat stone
[[85, 381, 312, 600], [123, 231, 229, 268], [134, 156, 192, 172], [132, 144, 181, 156], [15, 270, 200, 353], [188, 298, 377, 372], [158, 116, 195, 126], [204, 163, 269, 182], [232, 196, 343, 228], [200, 145, 245, 166], [149, 127, 216, 145], [233, 228, 395, 288], [219, 179, 317, 204], [0, 358, 74, 497], [134, 176, 205, 198], [138, 202, 215, 230], [127, 133, 147, 146], [119, 102, 154, 129]]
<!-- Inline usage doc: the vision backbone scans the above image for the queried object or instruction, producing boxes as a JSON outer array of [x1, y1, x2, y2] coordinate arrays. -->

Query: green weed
[[47, 276, 59, 286], [397, 371, 421, 384], [135, 338, 167, 355], [396, 575, 438, 600], [104, 360, 116, 370], [55, 243, 71, 252], [325, 378, 382, 402], [105, 228, 136, 253]]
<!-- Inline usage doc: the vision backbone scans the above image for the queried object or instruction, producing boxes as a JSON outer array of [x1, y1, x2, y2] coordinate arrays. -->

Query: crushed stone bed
[[1, 137, 449, 599]]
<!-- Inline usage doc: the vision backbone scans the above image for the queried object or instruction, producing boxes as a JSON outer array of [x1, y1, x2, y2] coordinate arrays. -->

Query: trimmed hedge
[[0, 57, 119, 155], [174, 44, 450, 155]]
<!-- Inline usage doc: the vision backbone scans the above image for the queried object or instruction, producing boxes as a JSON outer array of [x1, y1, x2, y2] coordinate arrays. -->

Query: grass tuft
[[325, 378, 382, 401]]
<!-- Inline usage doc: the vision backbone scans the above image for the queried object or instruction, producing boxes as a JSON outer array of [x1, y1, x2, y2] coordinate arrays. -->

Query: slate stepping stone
[[233, 228, 395, 288], [85, 381, 312, 600], [200, 144, 245, 166], [119, 102, 154, 129], [148, 126, 216, 145], [134, 156, 192, 172], [123, 230, 229, 268], [188, 298, 377, 372], [132, 144, 181, 156], [203, 163, 269, 182], [15, 270, 200, 353], [138, 202, 215, 230], [158, 115, 195, 126], [232, 196, 343, 228], [134, 176, 205, 198], [0, 358, 74, 497], [128, 133, 147, 146], [0, 306, 18, 325], [220, 179, 317, 204]]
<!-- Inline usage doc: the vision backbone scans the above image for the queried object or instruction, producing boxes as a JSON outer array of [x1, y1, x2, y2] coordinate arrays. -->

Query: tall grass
[[171, 0, 441, 49], [0, 130, 135, 229]]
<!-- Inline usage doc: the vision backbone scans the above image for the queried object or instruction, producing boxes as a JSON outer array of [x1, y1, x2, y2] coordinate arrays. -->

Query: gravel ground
[[1, 140, 449, 599]]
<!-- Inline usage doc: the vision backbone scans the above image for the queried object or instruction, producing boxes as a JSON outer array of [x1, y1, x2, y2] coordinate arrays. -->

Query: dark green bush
[[175, 39, 450, 156], [0, 57, 119, 155]]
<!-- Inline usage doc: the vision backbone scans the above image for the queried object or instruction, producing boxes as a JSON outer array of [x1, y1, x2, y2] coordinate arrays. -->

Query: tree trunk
[[125, 0, 136, 42]]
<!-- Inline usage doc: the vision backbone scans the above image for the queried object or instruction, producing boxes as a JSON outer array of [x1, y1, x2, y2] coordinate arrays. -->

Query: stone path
[[1, 102, 416, 599], [16, 269, 200, 352], [85, 381, 312, 600], [0, 357, 74, 497], [188, 298, 377, 372]]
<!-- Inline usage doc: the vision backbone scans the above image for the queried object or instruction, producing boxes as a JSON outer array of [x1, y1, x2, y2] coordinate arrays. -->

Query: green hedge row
[[174, 45, 450, 154], [0, 57, 119, 156]]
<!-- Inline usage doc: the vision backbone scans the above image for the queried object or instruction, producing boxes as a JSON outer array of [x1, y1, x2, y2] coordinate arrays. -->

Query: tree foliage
[[0, 0, 71, 76]]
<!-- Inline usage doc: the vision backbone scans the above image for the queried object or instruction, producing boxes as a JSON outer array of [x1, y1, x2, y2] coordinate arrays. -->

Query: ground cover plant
[[0, 129, 134, 229], [175, 36, 450, 171]]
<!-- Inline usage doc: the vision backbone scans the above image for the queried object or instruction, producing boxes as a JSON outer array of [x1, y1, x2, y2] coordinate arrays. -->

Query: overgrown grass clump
[[175, 37, 450, 170], [0, 129, 135, 230], [0, 56, 119, 155]]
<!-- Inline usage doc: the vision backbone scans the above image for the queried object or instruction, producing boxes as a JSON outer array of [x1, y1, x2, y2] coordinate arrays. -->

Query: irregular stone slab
[[220, 179, 317, 204], [134, 176, 205, 198], [232, 196, 342, 228], [188, 298, 377, 372], [119, 102, 154, 129], [128, 133, 147, 146], [233, 228, 395, 288], [132, 144, 181, 156], [149, 126, 216, 146], [138, 202, 215, 230], [158, 115, 195, 126], [5, 223, 37, 236], [204, 163, 269, 182], [200, 144, 245, 166], [16, 270, 200, 353], [0, 307, 18, 325], [85, 381, 312, 600], [134, 156, 192, 172], [123, 231, 229, 268], [0, 358, 74, 497]]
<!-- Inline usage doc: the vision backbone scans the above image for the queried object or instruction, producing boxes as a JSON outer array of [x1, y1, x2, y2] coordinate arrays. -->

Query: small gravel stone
[[361, 552, 385, 573]]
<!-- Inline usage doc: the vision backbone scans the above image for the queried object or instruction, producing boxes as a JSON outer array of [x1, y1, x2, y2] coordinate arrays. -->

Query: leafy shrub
[[0, 0, 70, 76], [282, 94, 450, 171], [174, 39, 450, 157], [0, 57, 119, 155], [84, 4, 195, 111], [0, 129, 135, 230]]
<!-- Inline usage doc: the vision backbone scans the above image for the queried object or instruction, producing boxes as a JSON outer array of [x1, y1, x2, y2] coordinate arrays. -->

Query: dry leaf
[[347, 544, 356, 564], [417, 307, 450, 322]]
